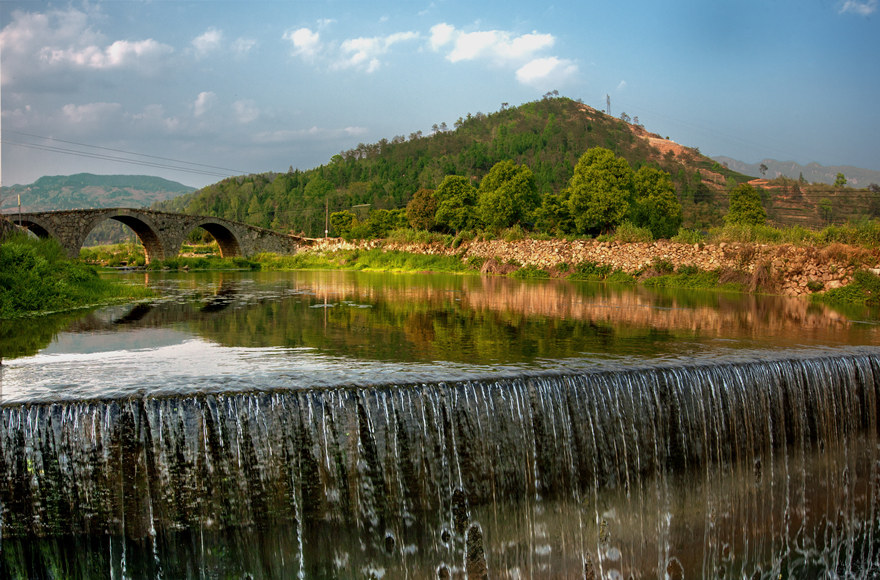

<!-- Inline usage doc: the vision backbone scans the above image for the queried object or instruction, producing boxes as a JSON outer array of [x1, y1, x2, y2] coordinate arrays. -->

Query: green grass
[[814, 269, 880, 306], [511, 265, 550, 279], [1, 234, 153, 318], [145, 255, 259, 271], [640, 268, 745, 292], [254, 249, 478, 274], [704, 219, 880, 248]]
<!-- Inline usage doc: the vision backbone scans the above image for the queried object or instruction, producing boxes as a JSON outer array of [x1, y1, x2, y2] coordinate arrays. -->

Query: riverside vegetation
[[0, 231, 153, 319]]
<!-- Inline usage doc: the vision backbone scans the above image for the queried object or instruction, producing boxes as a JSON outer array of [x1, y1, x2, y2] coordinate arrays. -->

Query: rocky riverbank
[[307, 237, 880, 298]]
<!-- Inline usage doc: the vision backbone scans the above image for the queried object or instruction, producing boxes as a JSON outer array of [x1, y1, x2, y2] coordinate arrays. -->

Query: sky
[[1, 0, 878, 189]]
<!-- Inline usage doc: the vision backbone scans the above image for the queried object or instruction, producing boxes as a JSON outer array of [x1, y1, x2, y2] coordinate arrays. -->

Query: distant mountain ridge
[[0, 173, 195, 213], [713, 157, 880, 187]]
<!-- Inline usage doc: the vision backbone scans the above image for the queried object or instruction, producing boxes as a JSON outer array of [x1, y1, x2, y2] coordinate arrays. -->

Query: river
[[2, 270, 880, 578]]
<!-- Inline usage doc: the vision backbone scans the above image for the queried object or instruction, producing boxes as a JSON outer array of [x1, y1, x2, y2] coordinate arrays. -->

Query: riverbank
[[302, 236, 880, 298], [0, 234, 153, 319]]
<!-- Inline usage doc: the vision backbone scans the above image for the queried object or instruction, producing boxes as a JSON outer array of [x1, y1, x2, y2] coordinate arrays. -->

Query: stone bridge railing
[[11, 208, 310, 263]]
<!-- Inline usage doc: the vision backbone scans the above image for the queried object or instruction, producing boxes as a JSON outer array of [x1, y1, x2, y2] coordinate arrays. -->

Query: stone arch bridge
[[12, 208, 312, 263]]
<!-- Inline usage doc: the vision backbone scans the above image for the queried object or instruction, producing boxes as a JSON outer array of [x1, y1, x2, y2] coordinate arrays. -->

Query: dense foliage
[[725, 184, 767, 226], [0, 234, 151, 318], [155, 96, 748, 237]]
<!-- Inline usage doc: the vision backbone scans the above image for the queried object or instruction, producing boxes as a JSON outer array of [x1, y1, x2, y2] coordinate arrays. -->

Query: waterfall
[[2, 352, 880, 578]]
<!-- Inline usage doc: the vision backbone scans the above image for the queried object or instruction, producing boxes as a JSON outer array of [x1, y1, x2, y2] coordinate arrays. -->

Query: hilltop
[[1, 174, 194, 213], [155, 96, 752, 235]]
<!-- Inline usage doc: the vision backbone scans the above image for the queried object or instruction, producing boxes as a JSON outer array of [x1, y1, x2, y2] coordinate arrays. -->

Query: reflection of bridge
[[12, 208, 311, 263]]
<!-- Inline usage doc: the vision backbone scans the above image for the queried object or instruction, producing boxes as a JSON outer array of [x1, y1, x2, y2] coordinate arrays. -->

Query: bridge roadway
[[10, 208, 311, 263]]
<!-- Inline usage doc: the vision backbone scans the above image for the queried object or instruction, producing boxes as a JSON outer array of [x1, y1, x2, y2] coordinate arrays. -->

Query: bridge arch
[[185, 221, 242, 258], [16, 218, 51, 239], [88, 211, 166, 264]]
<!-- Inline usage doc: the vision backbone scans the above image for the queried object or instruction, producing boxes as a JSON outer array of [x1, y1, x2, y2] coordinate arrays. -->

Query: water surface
[[2, 270, 878, 404]]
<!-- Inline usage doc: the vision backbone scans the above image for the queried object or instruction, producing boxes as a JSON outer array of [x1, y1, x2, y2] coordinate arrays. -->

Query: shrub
[[613, 221, 653, 243], [671, 228, 704, 244], [568, 261, 613, 281], [511, 265, 550, 279], [806, 280, 824, 292]]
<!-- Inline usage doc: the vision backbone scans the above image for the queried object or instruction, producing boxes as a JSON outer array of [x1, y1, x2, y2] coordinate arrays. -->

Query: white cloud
[[337, 32, 418, 72], [192, 28, 223, 58], [233, 99, 260, 124], [617, 80, 627, 91], [42, 37, 173, 70], [429, 23, 574, 86], [0, 7, 172, 88], [193, 92, 217, 117], [284, 27, 322, 58], [429, 23, 455, 50], [515, 57, 578, 88], [436, 24, 555, 64], [839, 0, 878, 14]]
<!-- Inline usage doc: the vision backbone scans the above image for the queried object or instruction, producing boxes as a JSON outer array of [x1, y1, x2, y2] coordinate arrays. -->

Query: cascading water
[[2, 352, 879, 578]]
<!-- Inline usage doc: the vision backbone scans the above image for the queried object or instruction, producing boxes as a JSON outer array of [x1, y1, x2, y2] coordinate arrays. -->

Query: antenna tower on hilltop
[[606, 94, 611, 116]]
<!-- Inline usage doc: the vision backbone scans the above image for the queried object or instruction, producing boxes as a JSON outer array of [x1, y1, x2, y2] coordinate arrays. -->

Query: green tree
[[535, 191, 574, 235], [630, 166, 682, 239], [406, 188, 437, 230], [329, 210, 357, 237], [818, 198, 833, 224], [724, 183, 766, 226], [566, 147, 633, 234], [434, 175, 478, 233], [476, 160, 539, 230], [834, 172, 847, 188]]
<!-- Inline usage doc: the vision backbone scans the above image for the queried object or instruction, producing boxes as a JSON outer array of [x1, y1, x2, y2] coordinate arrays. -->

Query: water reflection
[[2, 271, 880, 403]]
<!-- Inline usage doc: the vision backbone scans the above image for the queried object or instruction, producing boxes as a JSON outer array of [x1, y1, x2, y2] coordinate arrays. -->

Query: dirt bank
[[307, 237, 880, 298]]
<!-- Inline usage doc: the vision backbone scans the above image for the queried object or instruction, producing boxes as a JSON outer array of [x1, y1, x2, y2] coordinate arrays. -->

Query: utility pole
[[324, 197, 329, 238]]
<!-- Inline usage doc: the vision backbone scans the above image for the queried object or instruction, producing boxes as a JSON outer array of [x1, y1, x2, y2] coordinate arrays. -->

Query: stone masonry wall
[[306, 237, 880, 298]]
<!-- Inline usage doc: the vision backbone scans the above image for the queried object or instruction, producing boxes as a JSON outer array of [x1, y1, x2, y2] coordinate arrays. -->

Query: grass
[[145, 255, 260, 271], [684, 219, 880, 249], [1, 234, 153, 318], [815, 269, 880, 306], [254, 249, 478, 274]]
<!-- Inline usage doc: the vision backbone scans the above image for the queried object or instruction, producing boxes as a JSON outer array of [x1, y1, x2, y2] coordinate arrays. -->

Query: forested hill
[[1, 174, 195, 212], [155, 96, 751, 236]]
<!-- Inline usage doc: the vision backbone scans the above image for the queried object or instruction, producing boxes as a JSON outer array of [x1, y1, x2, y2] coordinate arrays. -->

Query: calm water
[[3, 271, 880, 579], [2, 270, 879, 403]]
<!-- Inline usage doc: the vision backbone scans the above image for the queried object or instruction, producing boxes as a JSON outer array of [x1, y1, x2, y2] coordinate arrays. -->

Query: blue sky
[[1, 0, 878, 188]]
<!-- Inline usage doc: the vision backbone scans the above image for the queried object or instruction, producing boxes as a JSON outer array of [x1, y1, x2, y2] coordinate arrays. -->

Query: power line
[[1, 130, 250, 178]]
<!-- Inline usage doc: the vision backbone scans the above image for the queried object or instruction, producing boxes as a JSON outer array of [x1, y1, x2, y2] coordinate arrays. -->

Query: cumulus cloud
[[431, 23, 554, 64], [193, 91, 217, 117], [839, 0, 878, 14], [0, 6, 172, 88], [192, 28, 223, 58], [337, 32, 419, 72], [428, 22, 574, 87], [429, 23, 455, 50], [515, 57, 578, 88], [284, 27, 322, 58], [285, 25, 418, 73]]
